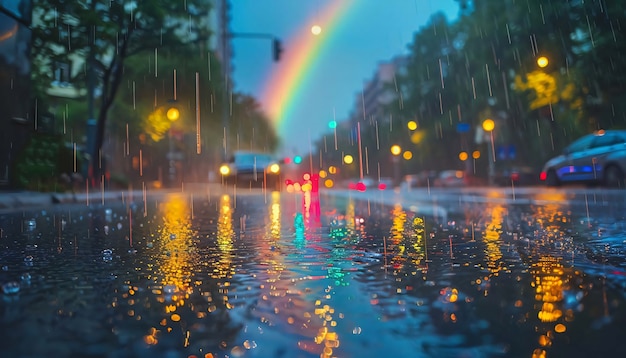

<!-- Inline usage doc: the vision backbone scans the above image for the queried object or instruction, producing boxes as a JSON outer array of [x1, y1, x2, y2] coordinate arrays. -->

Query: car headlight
[[219, 165, 230, 176], [268, 163, 280, 174]]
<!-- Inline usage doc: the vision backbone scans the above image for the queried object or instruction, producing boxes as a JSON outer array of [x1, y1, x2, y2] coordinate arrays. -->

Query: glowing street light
[[343, 154, 354, 164], [166, 106, 181, 186], [390, 144, 402, 186], [311, 25, 322, 36], [459, 151, 469, 161], [167, 107, 180, 121], [407, 121, 418, 131], [482, 118, 495, 132], [537, 56, 549, 68], [482, 118, 496, 185]]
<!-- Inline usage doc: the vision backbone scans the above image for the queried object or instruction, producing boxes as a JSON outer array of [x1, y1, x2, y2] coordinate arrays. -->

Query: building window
[[52, 61, 71, 86]]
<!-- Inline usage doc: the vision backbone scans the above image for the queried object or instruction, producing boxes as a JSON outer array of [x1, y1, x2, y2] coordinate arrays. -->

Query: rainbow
[[259, 0, 355, 139]]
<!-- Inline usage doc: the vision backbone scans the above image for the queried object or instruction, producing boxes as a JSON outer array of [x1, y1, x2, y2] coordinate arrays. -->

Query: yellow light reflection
[[483, 204, 505, 275], [146, 194, 196, 345], [269, 191, 281, 240], [158, 194, 194, 293], [411, 216, 427, 270], [528, 192, 576, 356], [389, 204, 407, 270], [215, 194, 235, 280]]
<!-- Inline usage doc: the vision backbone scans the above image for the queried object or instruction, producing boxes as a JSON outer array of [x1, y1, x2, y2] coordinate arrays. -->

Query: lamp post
[[390, 144, 402, 186], [482, 118, 495, 185], [167, 107, 180, 186]]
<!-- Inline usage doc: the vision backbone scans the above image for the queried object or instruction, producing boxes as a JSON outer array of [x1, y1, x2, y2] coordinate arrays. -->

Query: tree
[[32, 0, 212, 183]]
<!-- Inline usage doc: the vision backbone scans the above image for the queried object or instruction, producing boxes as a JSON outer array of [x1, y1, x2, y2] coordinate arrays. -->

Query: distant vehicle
[[434, 170, 465, 187], [219, 151, 281, 190], [401, 170, 437, 189], [495, 166, 540, 186], [540, 130, 626, 187], [348, 177, 393, 191]]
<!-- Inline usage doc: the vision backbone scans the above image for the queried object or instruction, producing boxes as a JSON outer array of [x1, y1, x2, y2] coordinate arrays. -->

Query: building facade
[[0, 1, 33, 188]]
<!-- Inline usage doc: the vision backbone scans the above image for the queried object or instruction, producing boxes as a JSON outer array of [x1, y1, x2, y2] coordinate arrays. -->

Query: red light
[[356, 182, 366, 192], [539, 172, 547, 181], [378, 183, 387, 190], [511, 173, 520, 182], [283, 157, 292, 164]]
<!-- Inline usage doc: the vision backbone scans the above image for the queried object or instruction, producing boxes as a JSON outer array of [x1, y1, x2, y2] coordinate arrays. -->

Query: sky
[[229, 0, 460, 155]]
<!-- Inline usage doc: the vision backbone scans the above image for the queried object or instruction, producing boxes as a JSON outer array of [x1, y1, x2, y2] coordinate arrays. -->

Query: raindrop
[[20, 273, 31, 282], [102, 249, 113, 262], [25, 219, 36, 230], [24, 256, 34, 266], [2, 281, 20, 295]]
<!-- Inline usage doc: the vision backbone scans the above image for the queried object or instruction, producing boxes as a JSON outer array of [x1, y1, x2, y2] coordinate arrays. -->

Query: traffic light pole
[[220, 30, 282, 161]]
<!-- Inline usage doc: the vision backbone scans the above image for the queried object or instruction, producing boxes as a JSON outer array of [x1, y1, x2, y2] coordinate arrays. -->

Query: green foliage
[[322, 0, 626, 177], [14, 135, 79, 191], [31, 0, 214, 168]]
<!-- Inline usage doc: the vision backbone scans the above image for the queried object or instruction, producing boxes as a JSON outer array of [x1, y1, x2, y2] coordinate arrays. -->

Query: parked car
[[219, 151, 282, 189], [401, 170, 438, 189], [434, 170, 466, 187], [540, 130, 626, 187]]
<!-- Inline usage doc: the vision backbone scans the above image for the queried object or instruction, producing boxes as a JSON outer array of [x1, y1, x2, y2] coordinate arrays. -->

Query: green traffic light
[[294, 155, 302, 164], [328, 120, 337, 129]]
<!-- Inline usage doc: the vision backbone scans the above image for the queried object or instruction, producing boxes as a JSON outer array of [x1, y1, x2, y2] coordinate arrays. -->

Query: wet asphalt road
[[1, 185, 626, 357]]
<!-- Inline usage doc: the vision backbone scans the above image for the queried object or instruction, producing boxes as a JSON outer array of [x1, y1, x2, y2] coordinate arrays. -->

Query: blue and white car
[[540, 130, 626, 187]]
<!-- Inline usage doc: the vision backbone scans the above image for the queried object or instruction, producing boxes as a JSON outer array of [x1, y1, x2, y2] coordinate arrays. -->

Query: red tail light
[[539, 172, 547, 181]]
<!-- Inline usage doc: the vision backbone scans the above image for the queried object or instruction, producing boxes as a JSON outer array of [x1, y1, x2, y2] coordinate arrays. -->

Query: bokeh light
[[482, 118, 495, 132], [166, 107, 179, 121]]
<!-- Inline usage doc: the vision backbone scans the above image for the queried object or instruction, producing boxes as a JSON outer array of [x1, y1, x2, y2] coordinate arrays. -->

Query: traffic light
[[273, 38, 283, 62], [293, 155, 302, 164]]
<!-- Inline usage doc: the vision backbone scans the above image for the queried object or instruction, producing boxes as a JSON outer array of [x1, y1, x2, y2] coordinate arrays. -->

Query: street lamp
[[390, 145, 402, 185], [482, 118, 495, 185], [167, 106, 180, 186], [537, 56, 549, 68]]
